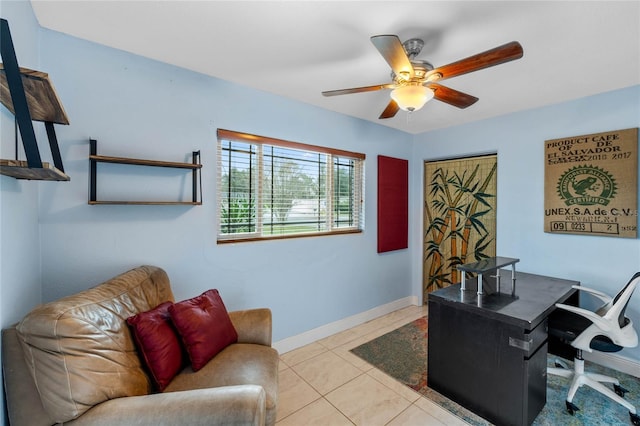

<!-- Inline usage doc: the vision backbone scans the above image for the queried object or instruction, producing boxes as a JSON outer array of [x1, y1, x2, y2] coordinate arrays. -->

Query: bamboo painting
[[423, 156, 497, 296]]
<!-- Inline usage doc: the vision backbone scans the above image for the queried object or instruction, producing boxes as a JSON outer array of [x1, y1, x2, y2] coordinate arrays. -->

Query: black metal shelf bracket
[[192, 150, 201, 203], [1, 18, 65, 172]]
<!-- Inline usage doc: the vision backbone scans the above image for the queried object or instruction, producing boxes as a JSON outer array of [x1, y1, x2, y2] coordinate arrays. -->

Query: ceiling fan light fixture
[[390, 84, 434, 112]]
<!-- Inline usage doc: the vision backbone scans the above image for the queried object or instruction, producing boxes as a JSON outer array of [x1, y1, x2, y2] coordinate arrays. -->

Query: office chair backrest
[[612, 272, 640, 328]]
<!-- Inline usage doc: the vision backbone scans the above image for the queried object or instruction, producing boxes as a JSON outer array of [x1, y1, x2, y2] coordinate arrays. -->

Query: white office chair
[[547, 272, 640, 425]]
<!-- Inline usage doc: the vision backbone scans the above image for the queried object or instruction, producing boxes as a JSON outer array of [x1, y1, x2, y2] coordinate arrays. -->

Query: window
[[217, 129, 365, 243]]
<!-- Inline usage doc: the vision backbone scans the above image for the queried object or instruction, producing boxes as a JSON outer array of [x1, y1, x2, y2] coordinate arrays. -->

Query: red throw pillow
[[169, 289, 238, 371], [127, 302, 185, 391]]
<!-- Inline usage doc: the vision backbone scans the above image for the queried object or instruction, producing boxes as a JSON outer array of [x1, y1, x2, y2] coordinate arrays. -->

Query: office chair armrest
[[555, 302, 613, 333], [571, 285, 612, 304]]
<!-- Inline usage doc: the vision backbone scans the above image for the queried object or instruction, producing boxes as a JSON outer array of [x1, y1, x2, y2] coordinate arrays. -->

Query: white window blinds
[[217, 129, 365, 242]]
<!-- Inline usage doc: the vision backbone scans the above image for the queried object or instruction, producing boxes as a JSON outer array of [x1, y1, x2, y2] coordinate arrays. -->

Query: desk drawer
[[508, 319, 547, 358]]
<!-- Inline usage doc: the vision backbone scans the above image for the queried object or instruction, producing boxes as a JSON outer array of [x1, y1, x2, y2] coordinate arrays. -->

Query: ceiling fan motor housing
[[391, 59, 434, 83], [402, 38, 424, 58], [391, 38, 434, 83]]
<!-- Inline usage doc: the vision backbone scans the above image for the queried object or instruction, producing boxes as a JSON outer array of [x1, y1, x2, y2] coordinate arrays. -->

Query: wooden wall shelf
[[88, 201, 201, 206], [89, 154, 201, 169], [89, 139, 202, 205], [0, 159, 70, 181], [0, 65, 69, 125]]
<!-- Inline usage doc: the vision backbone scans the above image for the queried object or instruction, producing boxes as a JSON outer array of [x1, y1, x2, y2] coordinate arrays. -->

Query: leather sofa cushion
[[16, 265, 174, 423], [164, 343, 279, 426]]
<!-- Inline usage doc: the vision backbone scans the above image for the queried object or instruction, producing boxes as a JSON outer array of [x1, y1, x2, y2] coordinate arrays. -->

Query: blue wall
[[0, 2, 43, 328], [1, 2, 414, 348], [0, 2, 45, 423], [411, 85, 640, 361], [1, 6, 639, 423]]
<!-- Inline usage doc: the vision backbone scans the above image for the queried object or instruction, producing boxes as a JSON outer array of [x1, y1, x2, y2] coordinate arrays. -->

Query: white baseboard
[[583, 350, 640, 379], [273, 298, 640, 380], [273, 296, 419, 354]]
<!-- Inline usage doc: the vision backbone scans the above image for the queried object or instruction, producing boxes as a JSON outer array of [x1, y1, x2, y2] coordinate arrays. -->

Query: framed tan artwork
[[544, 128, 638, 238]]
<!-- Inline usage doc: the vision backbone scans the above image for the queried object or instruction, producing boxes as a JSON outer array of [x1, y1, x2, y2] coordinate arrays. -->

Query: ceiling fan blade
[[322, 83, 394, 97], [426, 41, 523, 82], [379, 99, 400, 119], [428, 83, 479, 109], [370, 35, 414, 79]]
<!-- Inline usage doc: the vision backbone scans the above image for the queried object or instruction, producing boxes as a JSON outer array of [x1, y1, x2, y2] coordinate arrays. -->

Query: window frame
[[216, 129, 365, 244]]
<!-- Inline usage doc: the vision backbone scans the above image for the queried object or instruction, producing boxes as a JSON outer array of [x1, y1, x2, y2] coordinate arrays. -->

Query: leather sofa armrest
[[3, 327, 53, 426], [229, 308, 272, 346], [66, 385, 266, 426]]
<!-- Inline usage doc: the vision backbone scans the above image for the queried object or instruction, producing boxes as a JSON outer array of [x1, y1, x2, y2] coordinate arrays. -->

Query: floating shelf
[[0, 159, 70, 181], [89, 139, 202, 205], [89, 154, 201, 169], [88, 201, 201, 206], [0, 65, 69, 125]]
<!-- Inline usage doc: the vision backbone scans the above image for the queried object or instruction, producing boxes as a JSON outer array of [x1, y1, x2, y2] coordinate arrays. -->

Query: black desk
[[427, 271, 579, 426]]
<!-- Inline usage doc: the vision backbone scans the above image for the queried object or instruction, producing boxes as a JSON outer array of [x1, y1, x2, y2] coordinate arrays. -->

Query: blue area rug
[[350, 316, 640, 425]]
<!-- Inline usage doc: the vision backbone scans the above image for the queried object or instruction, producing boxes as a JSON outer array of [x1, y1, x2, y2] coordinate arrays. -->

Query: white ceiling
[[30, 1, 640, 134]]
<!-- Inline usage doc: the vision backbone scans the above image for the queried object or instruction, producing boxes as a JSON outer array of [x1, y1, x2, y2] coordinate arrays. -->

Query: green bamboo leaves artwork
[[423, 155, 497, 296]]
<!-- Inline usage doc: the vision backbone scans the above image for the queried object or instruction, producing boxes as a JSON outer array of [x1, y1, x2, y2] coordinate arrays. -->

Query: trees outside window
[[217, 130, 365, 243]]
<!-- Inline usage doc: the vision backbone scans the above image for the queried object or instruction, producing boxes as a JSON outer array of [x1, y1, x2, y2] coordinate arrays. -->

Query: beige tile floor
[[276, 305, 471, 426]]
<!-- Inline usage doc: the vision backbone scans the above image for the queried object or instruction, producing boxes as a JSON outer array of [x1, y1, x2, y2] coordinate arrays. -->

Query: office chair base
[[615, 384, 629, 397], [564, 400, 639, 425], [565, 400, 580, 415], [554, 359, 570, 370], [548, 358, 637, 417]]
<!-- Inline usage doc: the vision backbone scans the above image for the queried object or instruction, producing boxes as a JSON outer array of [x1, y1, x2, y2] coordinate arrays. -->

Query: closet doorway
[[423, 154, 497, 299]]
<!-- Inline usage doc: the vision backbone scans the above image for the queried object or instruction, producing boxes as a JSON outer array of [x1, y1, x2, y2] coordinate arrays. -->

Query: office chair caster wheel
[[565, 401, 580, 415], [630, 411, 639, 425], [554, 358, 569, 369], [614, 384, 629, 397]]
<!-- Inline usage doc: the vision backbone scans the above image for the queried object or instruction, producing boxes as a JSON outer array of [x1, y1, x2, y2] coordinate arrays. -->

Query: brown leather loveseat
[[2, 265, 279, 425]]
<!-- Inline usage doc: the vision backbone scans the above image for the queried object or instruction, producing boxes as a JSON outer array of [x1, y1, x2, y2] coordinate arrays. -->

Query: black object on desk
[[427, 271, 579, 426]]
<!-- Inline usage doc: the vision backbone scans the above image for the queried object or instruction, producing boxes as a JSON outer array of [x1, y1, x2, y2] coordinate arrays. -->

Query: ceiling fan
[[322, 35, 523, 119]]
